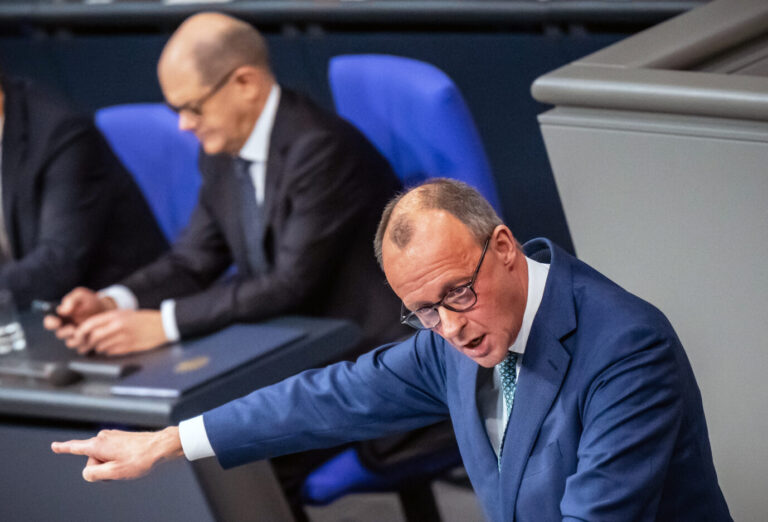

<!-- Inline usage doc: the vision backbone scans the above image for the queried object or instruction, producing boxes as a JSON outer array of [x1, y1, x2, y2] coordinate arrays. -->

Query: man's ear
[[233, 66, 265, 101], [491, 225, 519, 268]]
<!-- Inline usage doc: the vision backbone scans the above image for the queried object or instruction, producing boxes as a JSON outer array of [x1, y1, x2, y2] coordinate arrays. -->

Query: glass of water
[[0, 290, 26, 354]]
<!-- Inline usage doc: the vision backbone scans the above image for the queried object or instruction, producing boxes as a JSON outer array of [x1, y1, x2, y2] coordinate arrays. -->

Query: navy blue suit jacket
[[203, 238, 731, 521]]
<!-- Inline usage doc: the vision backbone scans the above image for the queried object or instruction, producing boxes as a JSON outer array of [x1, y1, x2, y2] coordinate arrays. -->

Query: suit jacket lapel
[[499, 326, 570, 514], [261, 90, 293, 227], [455, 353, 501, 500], [498, 239, 577, 516], [263, 151, 283, 228]]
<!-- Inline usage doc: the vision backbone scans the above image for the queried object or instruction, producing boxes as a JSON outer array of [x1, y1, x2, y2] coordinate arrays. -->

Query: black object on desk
[[0, 358, 81, 386], [67, 359, 139, 379], [30, 299, 71, 324], [0, 311, 136, 387]]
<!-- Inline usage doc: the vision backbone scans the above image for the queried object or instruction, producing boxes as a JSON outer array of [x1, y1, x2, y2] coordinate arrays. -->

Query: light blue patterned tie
[[498, 351, 518, 464]]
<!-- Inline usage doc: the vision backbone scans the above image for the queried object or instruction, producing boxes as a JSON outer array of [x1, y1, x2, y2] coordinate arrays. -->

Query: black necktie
[[234, 158, 267, 274]]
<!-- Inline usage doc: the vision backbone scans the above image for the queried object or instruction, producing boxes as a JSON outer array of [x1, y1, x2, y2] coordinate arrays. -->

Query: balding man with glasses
[[45, 12, 406, 357], [53, 179, 731, 522]]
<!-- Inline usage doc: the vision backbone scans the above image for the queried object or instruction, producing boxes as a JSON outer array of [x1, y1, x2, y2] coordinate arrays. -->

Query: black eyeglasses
[[166, 66, 239, 117], [400, 237, 490, 330]]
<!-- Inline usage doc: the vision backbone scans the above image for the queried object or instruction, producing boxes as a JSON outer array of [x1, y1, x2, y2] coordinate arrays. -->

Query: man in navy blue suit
[[53, 179, 731, 521]]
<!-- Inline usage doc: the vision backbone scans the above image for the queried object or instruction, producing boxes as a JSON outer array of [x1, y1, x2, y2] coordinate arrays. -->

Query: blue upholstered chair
[[95, 103, 202, 243], [327, 53, 502, 216], [301, 54, 500, 520]]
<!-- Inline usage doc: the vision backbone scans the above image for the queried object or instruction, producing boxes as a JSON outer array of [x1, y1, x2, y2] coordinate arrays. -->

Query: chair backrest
[[328, 54, 503, 216], [95, 103, 202, 243]]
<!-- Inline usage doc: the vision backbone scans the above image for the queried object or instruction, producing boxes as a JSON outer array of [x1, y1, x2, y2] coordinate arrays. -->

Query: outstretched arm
[[51, 427, 184, 481], [52, 332, 448, 480]]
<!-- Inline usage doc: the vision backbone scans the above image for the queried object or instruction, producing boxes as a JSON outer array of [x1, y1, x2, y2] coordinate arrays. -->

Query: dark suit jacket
[[121, 89, 407, 351], [0, 76, 167, 306], [203, 238, 731, 522]]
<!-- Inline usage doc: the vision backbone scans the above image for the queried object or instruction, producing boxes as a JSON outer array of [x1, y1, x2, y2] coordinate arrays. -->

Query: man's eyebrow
[[411, 275, 472, 309]]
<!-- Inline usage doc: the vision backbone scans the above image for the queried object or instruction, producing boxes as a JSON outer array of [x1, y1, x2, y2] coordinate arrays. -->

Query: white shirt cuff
[[160, 299, 181, 342], [98, 285, 138, 310], [178, 415, 216, 461]]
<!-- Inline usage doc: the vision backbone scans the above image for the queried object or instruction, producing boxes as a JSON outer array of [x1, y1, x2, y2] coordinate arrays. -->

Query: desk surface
[[0, 314, 360, 427]]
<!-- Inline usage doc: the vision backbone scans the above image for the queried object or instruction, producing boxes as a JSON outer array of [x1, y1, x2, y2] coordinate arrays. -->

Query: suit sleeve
[[172, 130, 382, 337], [0, 126, 111, 305], [560, 325, 684, 521], [203, 331, 451, 469], [119, 188, 233, 309]]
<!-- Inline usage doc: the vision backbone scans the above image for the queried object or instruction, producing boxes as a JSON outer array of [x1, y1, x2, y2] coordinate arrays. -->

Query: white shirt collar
[[507, 256, 550, 356], [481, 255, 550, 458], [238, 84, 280, 163]]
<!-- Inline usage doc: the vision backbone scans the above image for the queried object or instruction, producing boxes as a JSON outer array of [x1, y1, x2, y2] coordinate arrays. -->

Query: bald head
[[374, 178, 503, 267], [159, 12, 270, 87], [158, 13, 274, 155]]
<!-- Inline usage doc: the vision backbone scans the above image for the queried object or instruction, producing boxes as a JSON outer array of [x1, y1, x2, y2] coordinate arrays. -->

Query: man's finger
[[69, 314, 112, 349], [77, 312, 118, 338], [66, 330, 90, 350], [59, 288, 87, 315], [87, 321, 123, 349], [55, 324, 77, 341], [83, 460, 120, 482], [43, 315, 61, 330], [93, 335, 128, 356], [51, 438, 95, 456], [86, 455, 104, 467]]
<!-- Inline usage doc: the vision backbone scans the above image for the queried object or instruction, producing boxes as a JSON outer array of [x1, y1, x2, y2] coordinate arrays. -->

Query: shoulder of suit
[[275, 87, 348, 135], [5, 76, 92, 148]]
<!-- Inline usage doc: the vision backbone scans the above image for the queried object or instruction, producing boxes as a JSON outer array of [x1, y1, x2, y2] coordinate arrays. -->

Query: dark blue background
[[0, 30, 628, 254]]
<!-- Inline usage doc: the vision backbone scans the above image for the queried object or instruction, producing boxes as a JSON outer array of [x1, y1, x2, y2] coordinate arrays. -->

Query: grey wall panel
[[540, 107, 768, 522], [534, 3, 768, 517]]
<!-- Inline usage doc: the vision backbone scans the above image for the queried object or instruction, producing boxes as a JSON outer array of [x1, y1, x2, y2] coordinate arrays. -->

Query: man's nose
[[437, 306, 465, 338]]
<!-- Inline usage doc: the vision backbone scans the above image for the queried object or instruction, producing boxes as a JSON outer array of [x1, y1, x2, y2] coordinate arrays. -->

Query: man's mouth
[[464, 335, 485, 349]]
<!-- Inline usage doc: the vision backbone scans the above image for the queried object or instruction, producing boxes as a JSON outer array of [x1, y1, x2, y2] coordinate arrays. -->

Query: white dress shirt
[[477, 256, 550, 458], [100, 85, 282, 342], [178, 255, 550, 462]]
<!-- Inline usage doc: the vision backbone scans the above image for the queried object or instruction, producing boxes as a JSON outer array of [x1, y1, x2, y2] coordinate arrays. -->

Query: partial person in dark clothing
[[0, 74, 167, 307]]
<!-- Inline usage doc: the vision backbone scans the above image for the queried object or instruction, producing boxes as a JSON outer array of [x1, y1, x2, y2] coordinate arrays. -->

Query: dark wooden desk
[[0, 314, 360, 522]]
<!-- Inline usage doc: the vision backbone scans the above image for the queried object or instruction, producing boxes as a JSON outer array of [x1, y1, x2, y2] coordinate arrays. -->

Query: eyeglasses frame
[[166, 65, 241, 117]]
